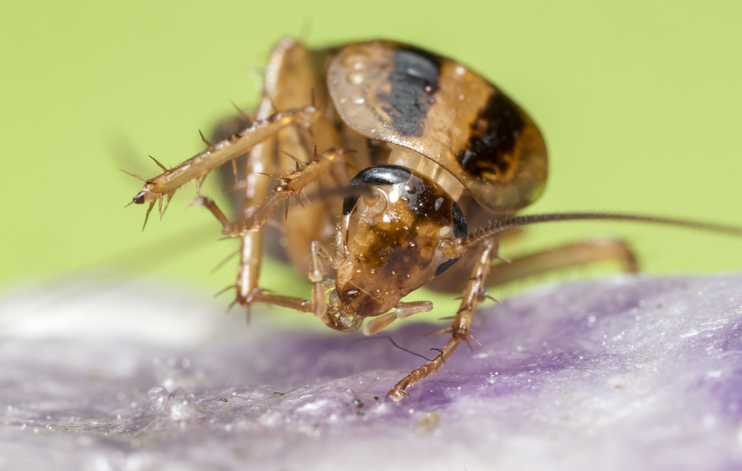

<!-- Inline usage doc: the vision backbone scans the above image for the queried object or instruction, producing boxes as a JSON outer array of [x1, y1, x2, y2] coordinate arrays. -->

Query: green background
[[2, 0, 741, 313]]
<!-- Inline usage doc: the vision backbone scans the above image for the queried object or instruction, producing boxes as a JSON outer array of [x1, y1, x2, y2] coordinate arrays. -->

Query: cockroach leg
[[363, 301, 434, 335], [187, 196, 230, 226], [308, 240, 331, 323], [232, 97, 275, 310], [129, 105, 321, 209], [484, 237, 639, 288], [387, 238, 498, 401], [248, 291, 313, 312], [308, 239, 363, 332], [188, 148, 349, 237], [432, 237, 640, 295]]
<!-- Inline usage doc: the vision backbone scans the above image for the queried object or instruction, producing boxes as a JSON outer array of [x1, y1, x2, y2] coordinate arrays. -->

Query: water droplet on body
[[347, 71, 365, 85]]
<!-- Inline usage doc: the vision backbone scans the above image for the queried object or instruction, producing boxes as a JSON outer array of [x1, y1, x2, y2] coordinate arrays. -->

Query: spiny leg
[[386, 237, 638, 399], [226, 93, 279, 309], [212, 237, 364, 333], [218, 40, 346, 311], [188, 147, 349, 237], [387, 238, 499, 401], [129, 105, 322, 208]]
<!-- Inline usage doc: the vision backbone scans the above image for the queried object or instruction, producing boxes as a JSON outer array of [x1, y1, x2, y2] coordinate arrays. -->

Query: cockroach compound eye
[[124, 38, 742, 401]]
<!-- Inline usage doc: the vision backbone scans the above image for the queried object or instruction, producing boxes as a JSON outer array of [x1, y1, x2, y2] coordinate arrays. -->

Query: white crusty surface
[[2, 273, 742, 471]]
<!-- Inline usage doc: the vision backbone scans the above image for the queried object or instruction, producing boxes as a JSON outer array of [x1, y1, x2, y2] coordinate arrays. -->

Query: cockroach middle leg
[[187, 147, 350, 237], [387, 238, 499, 401]]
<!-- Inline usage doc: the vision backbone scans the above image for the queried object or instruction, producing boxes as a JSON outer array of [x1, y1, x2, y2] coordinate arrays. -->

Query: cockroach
[[124, 39, 742, 400]]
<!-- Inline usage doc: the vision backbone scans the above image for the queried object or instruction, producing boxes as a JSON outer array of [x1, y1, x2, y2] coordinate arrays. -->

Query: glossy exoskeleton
[[125, 39, 742, 400]]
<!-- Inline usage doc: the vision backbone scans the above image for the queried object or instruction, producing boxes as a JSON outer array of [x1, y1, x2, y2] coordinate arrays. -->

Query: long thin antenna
[[464, 212, 742, 249]]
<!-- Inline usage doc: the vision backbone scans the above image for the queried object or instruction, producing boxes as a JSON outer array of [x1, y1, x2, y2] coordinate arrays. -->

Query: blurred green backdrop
[[2, 0, 741, 312]]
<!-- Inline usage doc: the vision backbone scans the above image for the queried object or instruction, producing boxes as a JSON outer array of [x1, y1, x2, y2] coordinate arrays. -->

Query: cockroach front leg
[[306, 240, 366, 333], [387, 238, 498, 401], [208, 238, 366, 333], [126, 106, 321, 222]]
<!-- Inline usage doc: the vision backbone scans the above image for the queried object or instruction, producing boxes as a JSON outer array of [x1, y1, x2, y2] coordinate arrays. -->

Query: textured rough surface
[[2, 274, 742, 470]]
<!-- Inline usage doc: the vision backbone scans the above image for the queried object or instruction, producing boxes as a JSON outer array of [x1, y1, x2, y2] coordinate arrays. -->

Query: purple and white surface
[[2, 273, 742, 470]]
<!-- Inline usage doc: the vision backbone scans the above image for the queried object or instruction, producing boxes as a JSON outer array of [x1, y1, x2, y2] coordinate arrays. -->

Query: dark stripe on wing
[[376, 46, 442, 137], [456, 92, 526, 179]]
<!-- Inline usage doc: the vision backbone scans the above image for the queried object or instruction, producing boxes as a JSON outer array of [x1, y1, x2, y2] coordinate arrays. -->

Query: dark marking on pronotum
[[435, 201, 468, 276], [434, 256, 461, 276], [457, 92, 526, 179], [343, 165, 412, 215], [376, 46, 442, 137], [451, 201, 468, 238]]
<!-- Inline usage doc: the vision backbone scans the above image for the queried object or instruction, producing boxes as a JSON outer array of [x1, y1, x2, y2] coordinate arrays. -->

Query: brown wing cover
[[326, 41, 547, 213]]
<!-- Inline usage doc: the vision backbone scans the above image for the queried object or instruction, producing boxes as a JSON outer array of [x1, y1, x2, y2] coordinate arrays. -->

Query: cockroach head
[[336, 165, 468, 318]]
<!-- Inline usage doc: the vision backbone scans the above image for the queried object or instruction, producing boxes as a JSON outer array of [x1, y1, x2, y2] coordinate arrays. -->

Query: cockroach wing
[[326, 41, 548, 213]]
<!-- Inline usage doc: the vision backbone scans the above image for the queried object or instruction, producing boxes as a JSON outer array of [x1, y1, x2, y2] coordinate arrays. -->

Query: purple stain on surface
[[2, 273, 742, 470]]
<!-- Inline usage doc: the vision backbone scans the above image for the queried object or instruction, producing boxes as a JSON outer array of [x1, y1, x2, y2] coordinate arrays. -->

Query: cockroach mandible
[[124, 39, 742, 400]]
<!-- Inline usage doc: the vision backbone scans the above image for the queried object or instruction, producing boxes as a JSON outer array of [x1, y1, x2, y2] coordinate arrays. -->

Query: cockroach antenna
[[429, 348, 446, 363], [462, 212, 742, 251], [347, 335, 440, 362]]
